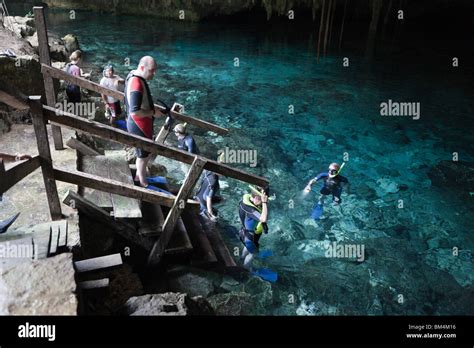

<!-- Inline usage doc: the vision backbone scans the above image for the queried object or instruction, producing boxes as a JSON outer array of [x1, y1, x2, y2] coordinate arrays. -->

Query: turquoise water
[[33, 9, 474, 315]]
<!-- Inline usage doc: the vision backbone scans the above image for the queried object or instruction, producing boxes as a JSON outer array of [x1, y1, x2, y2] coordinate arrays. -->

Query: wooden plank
[[49, 224, 60, 255], [43, 105, 269, 187], [0, 90, 29, 110], [106, 152, 142, 219], [54, 168, 199, 207], [0, 79, 30, 110], [181, 209, 218, 265], [0, 156, 40, 194], [148, 157, 206, 265], [66, 137, 101, 156], [32, 226, 52, 259], [34, 7, 63, 150], [74, 253, 123, 273], [57, 219, 68, 247], [201, 218, 237, 268], [29, 96, 62, 220], [63, 190, 154, 250], [80, 155, 113, 210], [41, 64, 228, 135], [78, 279, 110, 290]]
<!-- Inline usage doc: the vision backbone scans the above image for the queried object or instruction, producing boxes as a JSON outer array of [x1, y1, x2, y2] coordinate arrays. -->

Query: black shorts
[[126, 117, 150, 159], [66, 85, 81, 103]]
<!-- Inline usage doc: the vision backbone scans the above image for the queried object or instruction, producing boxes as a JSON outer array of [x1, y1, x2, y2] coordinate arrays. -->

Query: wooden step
[[79, 155, 113, 211], [165, 217, 193, 255], [105, 151, 142, 219], [200, 218, 237, 268], [181, 209, 218, 266], [138, 201, 164, 237], [74, 253, 123, 273], [160, 206, 193, 256]]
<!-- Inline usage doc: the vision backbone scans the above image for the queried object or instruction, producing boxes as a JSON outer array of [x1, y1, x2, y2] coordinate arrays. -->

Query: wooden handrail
[[43, 105, 269, 187], [41, 64, 229, 135], [53, 168, 199, 207]]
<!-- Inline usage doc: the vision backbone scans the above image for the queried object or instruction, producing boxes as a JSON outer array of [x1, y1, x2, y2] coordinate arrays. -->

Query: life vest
[[239, 194, 264, 236], [124, 72, 154, 116]]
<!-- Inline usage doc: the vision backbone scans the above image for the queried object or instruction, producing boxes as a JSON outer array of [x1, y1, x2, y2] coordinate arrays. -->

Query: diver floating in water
[[304, 162, 350, 220]]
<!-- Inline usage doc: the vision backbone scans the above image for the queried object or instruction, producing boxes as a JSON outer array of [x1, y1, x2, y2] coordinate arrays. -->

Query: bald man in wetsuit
[[124, 56, 167, 188]]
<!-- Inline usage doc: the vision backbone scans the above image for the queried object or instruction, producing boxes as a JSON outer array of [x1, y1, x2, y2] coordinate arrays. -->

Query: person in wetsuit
[[304, 162, 350, 205], [238, 188, 269, 269], [124, 56, 167, 187], [195, 170, 220, 221], [173, 123, 199, 154]]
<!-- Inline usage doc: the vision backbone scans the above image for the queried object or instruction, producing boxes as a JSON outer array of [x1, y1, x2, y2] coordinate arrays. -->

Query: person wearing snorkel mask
[[304, 162, 350, 205], [238, 187, 269, 270], [100, 64, 124, 126]]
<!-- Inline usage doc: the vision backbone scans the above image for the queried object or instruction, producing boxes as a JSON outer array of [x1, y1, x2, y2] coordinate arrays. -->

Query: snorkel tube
[[336, 162, 346, 176]]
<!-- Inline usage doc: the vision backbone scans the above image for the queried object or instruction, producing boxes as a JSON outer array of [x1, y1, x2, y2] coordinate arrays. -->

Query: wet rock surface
[[123, 292, 214, 316], [0, 253, 77, 315]]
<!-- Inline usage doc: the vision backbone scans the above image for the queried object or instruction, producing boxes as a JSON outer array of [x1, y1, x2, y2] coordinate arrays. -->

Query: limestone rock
[[207, 292, 253, 315], [62, 34, 80, 54], [123, 292, 214, 315], [0, 253, 77, 315]]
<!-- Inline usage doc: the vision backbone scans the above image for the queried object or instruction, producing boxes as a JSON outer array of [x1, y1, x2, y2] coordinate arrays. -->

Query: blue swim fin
[[146, 176, 168, 185], [115, 119, 127, 131], [311, 202, 324, 220], [251, 267, 278, 283], [0, 212, 20, 234], [146, 185, 173, 195], [257, 249, 273, 259]]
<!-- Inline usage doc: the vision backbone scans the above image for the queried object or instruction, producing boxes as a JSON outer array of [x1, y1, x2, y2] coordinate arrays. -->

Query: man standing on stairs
[[124, 56, 168, 188]]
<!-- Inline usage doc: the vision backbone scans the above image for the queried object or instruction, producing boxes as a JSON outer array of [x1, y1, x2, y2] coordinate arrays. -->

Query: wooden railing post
[[34, 6, 64, 150], [148, 157, 206, 265], [29, 96, 62, 220]]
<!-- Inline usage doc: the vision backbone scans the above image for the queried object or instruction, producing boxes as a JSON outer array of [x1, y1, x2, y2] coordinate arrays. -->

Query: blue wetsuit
[[314, 172, 349, 202]]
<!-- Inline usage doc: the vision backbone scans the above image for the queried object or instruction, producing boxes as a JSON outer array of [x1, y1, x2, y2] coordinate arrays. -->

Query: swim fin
[[257, 249, 273, 259], [251, 267, 278, 283], [311, 202, 324, 220], [146, 184, 173, 195], [0, 212, 20, 234], [115, 119, 127, 131], [146, 176, 168, 185]]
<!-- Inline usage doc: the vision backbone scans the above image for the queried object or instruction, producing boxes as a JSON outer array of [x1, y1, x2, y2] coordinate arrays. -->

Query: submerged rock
[[427, 160, 474, 191], [168, 271, 215, 298], [376, 177, 399, 195], [123, 293, 214, 315]]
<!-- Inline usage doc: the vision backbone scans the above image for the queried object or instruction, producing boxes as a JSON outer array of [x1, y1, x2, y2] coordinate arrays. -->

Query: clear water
[[17, 7, 474, 315]]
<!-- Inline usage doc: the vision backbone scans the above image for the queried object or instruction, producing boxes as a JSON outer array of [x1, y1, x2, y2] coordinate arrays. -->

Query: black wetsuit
[[178, 135, 199, 154]]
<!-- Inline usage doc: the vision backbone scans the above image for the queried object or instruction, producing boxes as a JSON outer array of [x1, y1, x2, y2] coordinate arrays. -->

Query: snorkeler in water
[[304, 162, 350, 219]]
